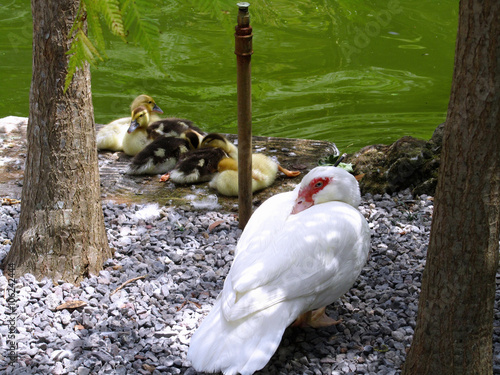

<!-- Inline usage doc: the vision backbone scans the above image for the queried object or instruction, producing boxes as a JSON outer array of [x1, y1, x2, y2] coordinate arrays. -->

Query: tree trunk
[[1, 0, 111, 284], [403, 0, 499, 374]]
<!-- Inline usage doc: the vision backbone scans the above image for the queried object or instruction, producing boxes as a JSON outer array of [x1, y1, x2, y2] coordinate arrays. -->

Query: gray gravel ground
[[0, 191, 499, 375]]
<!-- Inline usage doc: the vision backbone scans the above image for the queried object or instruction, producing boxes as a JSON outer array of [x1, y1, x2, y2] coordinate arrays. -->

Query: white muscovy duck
[[187, 166, 371, 375]]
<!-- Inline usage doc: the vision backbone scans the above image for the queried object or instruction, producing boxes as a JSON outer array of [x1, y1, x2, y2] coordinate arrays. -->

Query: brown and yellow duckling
[[147, 118, 205, 141], [126, 128, 203, 175], [162, 133, 238, 184]]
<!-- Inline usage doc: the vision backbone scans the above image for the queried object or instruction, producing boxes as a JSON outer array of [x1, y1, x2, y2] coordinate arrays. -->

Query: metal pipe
[[235, 2, 253, 229]]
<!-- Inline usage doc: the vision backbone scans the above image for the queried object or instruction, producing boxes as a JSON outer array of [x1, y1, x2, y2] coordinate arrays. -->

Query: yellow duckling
[[122, 106, 155, 156], [126, 129, 203, 175], [209, 153, 300, 196], [96, 94, 163, 152], [163, 133, 238, 184]]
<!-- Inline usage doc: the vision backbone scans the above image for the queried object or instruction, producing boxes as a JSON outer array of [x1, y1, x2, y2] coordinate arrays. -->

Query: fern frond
[[65, 0, 163, 90], [65, 30, 103, 91], [249, 0, 283, 28], [85, 0, 106, 54], [66, 0, 89, 92], [99, 0, 126, 38], [68, 0, 86, 39], [78, 30, 103, 64], [185, 0, 234, 35], [65, 49, 80, 91], [121, 0, 163, 70]]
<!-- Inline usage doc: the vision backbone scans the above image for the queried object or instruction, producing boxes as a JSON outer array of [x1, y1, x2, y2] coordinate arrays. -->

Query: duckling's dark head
[[185, 130, 203, 149], [201, 133, 228, 147], [201, 133, 238, 158]]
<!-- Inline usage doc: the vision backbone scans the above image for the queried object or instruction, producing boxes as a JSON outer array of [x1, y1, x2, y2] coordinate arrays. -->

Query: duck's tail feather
[[187, 298, 297, 375]]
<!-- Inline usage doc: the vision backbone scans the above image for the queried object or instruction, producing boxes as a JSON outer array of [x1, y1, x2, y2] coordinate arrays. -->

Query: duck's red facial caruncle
[[291, 176, 333, 214]]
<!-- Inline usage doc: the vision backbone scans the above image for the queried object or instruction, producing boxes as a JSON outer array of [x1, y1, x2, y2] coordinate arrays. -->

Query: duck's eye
[[315, 181, 323, 188], [148, 101, 153, 104]]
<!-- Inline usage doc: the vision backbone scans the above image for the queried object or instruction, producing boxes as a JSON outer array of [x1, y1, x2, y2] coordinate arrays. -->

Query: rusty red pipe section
[[235, 2, 253, 229]]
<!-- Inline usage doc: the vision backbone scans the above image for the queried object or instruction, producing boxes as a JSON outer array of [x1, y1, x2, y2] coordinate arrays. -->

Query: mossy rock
[[347, 124, 444, 196]]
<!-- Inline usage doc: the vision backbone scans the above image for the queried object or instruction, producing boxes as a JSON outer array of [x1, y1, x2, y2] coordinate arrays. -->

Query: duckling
[[209, 153, 300, 196], [147, 118, 205, 141], [126, 129, 203, 175], [167, 147, 229, 184], [96, 94, 163, 152], [198, 133, 238, 159], [122, 106, 156, 156], [161, 133, 238, 184]]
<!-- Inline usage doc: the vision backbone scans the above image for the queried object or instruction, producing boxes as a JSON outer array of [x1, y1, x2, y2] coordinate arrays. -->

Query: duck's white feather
[[234, 189, 297, 257], [188, 167, 370, 375], [224, 202, 369, 321]]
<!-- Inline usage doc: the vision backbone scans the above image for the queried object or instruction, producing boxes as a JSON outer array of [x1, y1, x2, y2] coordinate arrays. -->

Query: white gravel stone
[[45, 292, 62, 310]]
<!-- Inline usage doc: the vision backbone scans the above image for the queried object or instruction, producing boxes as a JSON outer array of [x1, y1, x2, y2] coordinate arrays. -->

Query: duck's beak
[[153, 104, 163, 114], [291, 196, 313, 215], [127, 120, 140, 133]]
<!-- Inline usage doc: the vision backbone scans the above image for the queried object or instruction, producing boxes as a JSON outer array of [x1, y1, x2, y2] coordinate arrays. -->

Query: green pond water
[[0, 0, 458, 153]]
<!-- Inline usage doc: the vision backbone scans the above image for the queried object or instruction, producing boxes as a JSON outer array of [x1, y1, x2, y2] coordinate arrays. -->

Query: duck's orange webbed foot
[[292, 307, 342, 328], [278, 165, 301, 178]]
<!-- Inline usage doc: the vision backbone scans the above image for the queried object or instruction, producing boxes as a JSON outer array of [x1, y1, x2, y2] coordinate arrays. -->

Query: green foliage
[[186, 0, 234, 34], [318, 152, 353, 173], [65, 0, 318, 90], [121, 0, 162, 68], [65, 29, 102, 90], [318, 153, 341, 166], [64, 0, 341, 90], [65, 0, 161, 91]]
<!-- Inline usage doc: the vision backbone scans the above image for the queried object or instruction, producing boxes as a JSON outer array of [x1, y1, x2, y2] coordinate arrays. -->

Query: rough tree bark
[[403, 0, 499, 374], [0, 0, 112, 284]]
